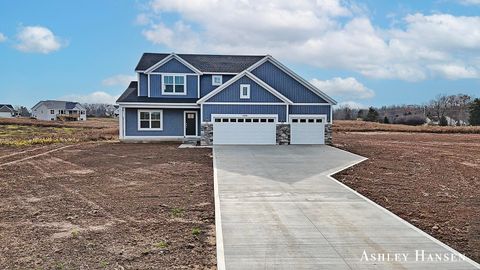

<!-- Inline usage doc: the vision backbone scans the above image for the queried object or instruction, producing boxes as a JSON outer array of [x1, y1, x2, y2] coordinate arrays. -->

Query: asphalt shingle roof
[[135, 53, 266, 73], [116, 81, 198, 103], [32, 100, 85, 110]]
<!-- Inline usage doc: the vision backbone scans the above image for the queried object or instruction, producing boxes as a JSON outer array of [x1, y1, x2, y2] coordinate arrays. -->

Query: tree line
[[334, 94, 480, 126]]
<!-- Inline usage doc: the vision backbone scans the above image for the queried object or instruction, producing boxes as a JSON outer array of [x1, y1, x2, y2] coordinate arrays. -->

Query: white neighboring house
[[31, 100, 87, 121], [0, 104, 15, 118]]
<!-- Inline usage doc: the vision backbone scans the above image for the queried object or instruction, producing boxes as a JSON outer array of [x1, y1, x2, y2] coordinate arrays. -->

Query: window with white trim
[[50, 109, 55, 114], [138, 110, 163, 130], [212, 75, 222, 86], [163, 75, 185, 95], [240, 84, 250, 99]]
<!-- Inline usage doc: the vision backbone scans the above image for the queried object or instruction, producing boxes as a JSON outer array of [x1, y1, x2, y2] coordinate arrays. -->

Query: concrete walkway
[[213, 145, 479, 270]]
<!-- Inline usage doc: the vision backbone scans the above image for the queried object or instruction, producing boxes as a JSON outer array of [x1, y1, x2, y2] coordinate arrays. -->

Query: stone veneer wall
[[325, 124, 332, 145], [201, 124, 213, 146], [276, 124, 290, 145]]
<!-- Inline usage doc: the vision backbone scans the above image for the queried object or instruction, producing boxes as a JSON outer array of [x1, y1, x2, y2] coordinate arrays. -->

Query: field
[[333, 120, 480, 263], [0, 119, 215, 269]]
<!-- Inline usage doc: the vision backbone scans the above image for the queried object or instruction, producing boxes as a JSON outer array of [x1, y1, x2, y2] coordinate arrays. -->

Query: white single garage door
[[290, 115, 325, 144], [0, 112, 12, 118], [213, 115, 277, 145]]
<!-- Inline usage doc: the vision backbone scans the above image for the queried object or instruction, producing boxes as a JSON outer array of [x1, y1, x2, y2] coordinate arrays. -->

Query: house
[[31, 100, 87, 121], [116, 53, 336, 145], [0, 104, 16, 118]]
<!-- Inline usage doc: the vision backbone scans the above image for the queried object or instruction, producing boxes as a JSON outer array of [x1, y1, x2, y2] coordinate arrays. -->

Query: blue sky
[[0, 0, 479, 108]]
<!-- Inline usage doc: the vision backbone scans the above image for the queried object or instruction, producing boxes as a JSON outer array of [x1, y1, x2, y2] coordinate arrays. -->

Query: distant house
[[31, 100, 87, 121], [0, 104, 15, 118]]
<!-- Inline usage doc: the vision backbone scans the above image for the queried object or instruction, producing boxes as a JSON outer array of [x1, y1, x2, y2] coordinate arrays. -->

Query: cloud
[[61, 91, 119, 104], [336, 101, 369, 109], [102, 74, 137, 86], [458, 0, 480, 5], [0, 33, 6, 42], [15, 26, 64, 53], [139, 0, 480, 81], [310, 77, 374, 99]]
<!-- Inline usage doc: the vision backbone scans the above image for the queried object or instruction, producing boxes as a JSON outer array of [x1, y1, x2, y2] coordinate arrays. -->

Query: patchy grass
[[153, 241, 169, 249], [334, 120, 480, 134], [0, 118, 118, 147], [170, 207, 185, 218]]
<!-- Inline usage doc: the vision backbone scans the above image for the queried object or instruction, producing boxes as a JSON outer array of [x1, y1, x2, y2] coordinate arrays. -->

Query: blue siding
[[125, 108, 200, 136], [200, 75, 235, 97], [150, 74, 161, 97], [206, 76, 282, 103], [153, 58, 195, 73], [252, 61, 327, 103], [139, 73, 148, 96], [202, 104, 287, 122], [289, 105, 331, 122], [186, 75, 198, 98]]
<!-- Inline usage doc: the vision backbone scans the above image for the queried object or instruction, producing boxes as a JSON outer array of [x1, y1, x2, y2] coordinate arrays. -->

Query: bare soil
[[333, 128, 480, 263], [0, 142, 215, 269]]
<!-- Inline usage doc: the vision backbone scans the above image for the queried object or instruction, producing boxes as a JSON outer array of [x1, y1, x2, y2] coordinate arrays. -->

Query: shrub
[[393, 115, 426, 126], [469, 98, 480, 126], [383, 116, 390, 124], [439, 115, 448, 126]]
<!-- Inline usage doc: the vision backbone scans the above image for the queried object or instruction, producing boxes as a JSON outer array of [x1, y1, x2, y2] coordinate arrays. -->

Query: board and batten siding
[[200, 74, 235, 97], [139, 73, 148, 96], [202, 104, 287, 122], [152, 58, 195, 73], [205, 76, 282, 103], [124, 108, 200, 137], [251, 61, 328, 103], [289, 105, 331, 122]]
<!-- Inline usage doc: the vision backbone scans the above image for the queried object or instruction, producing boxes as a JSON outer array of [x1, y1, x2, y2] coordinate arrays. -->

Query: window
[[212, 75, 223, 86], [240, 84, 250, 99], [80, 111, 85, 115], [59, 110, 65, 115], [138, 110, 163, 130], [163, 75, 186, 95], [50, 109, 55, 114]]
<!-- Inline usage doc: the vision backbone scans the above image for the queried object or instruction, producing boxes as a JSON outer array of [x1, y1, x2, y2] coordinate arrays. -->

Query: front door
[[185, 112, 197, 136]]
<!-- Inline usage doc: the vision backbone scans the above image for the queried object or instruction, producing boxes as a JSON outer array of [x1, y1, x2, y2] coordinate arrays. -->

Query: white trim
[[144, 53, 203, 75], [200, 103, 204, 124], [211, 113, 279, 123], [184, 111, 198, 137], [137, 109, 163, 131], [197, 71, 293, 104], [330, 105, 333, 124], [117, 103, 199, 109], [247, 56, 337, 105], [122, 107, 126, 138], [325, 151, 480, 270], [286, 104, 289, 123], [212, 148, 226, 270], [212, 75, 223, 86], [197, 74, 200, 98], [203, 72, 238, 75], [147, 73, 151, 97], [149, 72, 197, 75], [118, 106, 123, 139], [161, 74, 187, 96], [239, 84, 250, 99], [202, 102, 285, 105], [292, 103, 331, 105], [137, 73, 141, 96]]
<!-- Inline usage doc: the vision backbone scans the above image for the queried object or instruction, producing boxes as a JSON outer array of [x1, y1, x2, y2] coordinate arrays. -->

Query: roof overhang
[[143, 53, 203, 75], [117, 102, 200, 109]]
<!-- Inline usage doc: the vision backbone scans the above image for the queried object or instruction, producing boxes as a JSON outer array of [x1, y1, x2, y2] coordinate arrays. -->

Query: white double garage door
[[212, 114, 326, 145]]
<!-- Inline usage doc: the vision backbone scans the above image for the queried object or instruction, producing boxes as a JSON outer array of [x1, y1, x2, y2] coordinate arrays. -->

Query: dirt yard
[[0, 142, 215, 269], [333, 121, 480, 263]]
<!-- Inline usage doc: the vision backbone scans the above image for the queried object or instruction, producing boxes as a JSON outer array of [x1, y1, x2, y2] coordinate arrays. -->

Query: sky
[[0, 0, 479, 108]]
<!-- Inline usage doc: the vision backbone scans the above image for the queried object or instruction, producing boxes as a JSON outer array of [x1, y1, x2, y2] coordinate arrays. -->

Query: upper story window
[[50, 109, 55, 114], [138, 110, 163, 130], [212, 75, 222, 86], [163, 75, 186, 95], [240, 84, 250, 99]]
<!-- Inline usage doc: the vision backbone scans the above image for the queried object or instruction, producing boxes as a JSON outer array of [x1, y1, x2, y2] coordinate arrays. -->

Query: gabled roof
[[197, 71, 293, 104], [116, 81, 198, 104], [136, 53, 266, 73], [247, 56, 337, 105], [0, 104, 15, 113], [32, 100, 85, 110]]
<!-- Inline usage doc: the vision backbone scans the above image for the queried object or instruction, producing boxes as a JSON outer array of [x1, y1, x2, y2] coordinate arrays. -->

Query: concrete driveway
[[213, 145, 479, 270]]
